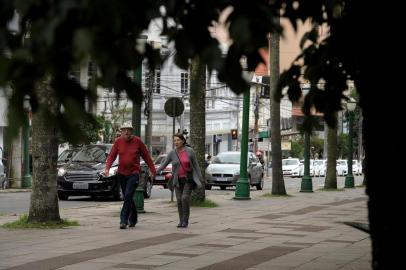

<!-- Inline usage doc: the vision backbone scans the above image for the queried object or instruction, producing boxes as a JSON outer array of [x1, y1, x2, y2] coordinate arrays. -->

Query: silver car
[[205, 151, 264, 190]]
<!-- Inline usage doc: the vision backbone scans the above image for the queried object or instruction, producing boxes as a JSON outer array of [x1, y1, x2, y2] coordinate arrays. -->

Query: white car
[[336, 160, 348, 176], [313, 159, 327, 177], [352, 160, 363, 175], [282, 158, 301, 177], [299, 159, 315, 177]]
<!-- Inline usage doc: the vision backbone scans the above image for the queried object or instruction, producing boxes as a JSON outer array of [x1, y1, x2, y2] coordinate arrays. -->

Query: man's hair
[[173, 133, 187, 145]]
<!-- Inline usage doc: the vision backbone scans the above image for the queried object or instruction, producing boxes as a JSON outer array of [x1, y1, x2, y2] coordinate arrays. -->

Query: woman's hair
[[173, 133, 187, 145]]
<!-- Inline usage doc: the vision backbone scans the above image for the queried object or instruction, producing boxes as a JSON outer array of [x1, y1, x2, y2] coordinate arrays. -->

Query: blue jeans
[[118, 173, 139, 225]]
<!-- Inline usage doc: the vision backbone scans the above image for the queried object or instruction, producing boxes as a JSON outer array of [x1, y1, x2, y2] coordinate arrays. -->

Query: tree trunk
[[270, 27, 286, 195], [324, 113, 338, 189], [28, 82, 61, 222], [361, 65, 405, 269], [189, 56, 206, 202]]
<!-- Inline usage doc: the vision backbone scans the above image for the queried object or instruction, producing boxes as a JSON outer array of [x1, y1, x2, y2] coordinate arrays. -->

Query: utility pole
[[253, 77, 260, 153], [132, 35, 147, 137], [144, 69, 154, 153]]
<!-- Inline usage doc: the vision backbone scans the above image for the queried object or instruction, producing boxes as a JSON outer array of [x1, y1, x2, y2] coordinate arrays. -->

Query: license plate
[[155, 175, 165, 180], [216, 177, 228, 181], [73, 182, 89, 189]]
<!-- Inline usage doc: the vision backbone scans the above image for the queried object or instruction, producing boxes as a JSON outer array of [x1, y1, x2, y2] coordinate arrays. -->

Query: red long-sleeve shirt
[[105, 136, 156, 176]]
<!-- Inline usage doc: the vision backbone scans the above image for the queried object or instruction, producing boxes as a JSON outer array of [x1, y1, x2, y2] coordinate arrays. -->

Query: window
[[181, 73, 189, 94]]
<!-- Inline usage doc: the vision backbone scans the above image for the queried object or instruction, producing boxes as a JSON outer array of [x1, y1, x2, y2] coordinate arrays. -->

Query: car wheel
[[205, 185, 212, 190], [220, 186, 226, 190], [58, 193, 69, 200], [256, 177, 264, 190], [144, 180, 152, 199]]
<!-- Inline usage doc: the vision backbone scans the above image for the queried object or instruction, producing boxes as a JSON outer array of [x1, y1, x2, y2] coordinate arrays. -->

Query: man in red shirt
[[104, 122, 156, 229]]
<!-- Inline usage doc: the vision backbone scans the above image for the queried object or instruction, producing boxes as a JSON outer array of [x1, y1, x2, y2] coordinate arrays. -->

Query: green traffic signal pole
[[133, 63, 146, 213], [234, 88, 251, 200], [345, 111, 355, 188], [300, 131, 313, 192]]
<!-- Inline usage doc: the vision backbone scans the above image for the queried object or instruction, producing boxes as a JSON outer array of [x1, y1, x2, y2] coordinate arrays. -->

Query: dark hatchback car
[[57, 144, 152, 200]]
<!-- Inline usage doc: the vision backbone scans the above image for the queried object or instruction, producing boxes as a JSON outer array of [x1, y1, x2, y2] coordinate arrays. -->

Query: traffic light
[[231, 129, 238, 140]]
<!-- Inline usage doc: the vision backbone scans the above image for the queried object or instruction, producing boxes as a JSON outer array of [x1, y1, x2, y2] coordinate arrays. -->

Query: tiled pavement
[[0, 179, 371, 270]]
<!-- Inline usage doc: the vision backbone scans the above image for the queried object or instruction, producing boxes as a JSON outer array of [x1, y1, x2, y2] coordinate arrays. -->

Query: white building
[[78, 34, 293, 157]]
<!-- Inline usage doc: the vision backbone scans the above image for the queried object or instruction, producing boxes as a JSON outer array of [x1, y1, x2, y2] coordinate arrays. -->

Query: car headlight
[[58, 168, 66, 177], [234, 170, 240, 175]]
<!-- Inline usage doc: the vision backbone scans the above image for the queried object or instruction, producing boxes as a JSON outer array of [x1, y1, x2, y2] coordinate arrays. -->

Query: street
[[0, 175, 364, 214], [0, 176, 370, 270]]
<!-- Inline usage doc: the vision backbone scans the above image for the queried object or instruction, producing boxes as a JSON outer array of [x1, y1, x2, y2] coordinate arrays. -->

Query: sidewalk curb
[[0, 188, 31, 193]]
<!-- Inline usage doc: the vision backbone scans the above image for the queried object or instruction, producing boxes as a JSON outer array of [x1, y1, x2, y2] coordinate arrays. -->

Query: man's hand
[[103, 169, 109, 177]]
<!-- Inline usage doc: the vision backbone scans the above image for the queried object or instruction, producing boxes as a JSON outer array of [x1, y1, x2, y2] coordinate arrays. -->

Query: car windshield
[[314, 160, 323, 166], [58, 149, 79, 162], [71, 145, 110, 163], [154, 155, 167, 165], [212, 152, 240, 164], [282, 159, 298, 166]]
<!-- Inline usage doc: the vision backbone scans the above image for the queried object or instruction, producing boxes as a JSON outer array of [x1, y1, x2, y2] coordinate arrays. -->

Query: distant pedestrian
[[156, 133, 203, 228], [205, 154, 212, 168], [104, 122, 156, 229], [256, 150, 265, 167]]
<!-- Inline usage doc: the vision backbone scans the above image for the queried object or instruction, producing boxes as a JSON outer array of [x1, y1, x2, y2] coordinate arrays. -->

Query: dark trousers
[[118, 173, 139, 225], [175, 178, 193, 223]]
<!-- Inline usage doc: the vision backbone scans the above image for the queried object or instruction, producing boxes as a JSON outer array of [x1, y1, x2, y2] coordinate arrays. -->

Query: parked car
[[153, 154, 173, 188], [205, 151, 264, 190], [57, 147, 81, 168], [313, 159, 327, 177], [57, 144, 153, 200], [298, 159, 316, 177], [352, 160, 363, 175], [282, 158, 301, 177], [336, 160, 348, 176]]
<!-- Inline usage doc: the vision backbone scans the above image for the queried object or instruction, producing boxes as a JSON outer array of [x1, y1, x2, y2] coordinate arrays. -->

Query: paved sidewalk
[[0, 182, 370, 270]]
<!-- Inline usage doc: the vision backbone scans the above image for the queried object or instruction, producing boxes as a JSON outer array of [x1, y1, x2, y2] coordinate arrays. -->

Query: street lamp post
[[300, 85, 313, 192], [22, 96, 32, 188], [234, 67, 253, 200], [234, 87, 251, 200], [345, 98, 356, 188], [133, 34, 148, 213]]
